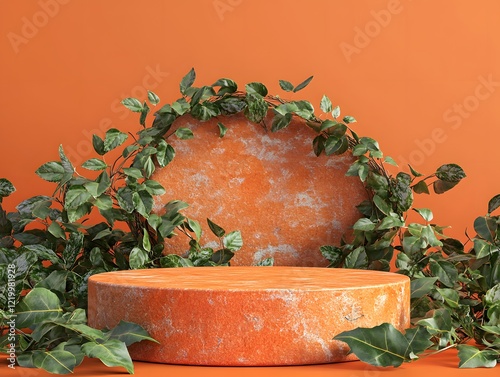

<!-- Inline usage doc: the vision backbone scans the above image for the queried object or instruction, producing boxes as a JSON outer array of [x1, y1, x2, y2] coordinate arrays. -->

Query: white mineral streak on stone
[[211, 147, 225, 155], [191, 172, 210, 188], [325, 154, 351, 169], [176, 349, 188, 359], [252, 244, 299, 264], [294, 192, 315, 207], [229, 177, 245, 187], [152, 195, 165, 212], [244, 313, 264, 331], [301, 326, 333, 360]]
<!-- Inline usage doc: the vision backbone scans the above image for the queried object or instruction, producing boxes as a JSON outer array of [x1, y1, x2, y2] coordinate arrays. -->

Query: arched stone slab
[[152, 114, 368, 266]]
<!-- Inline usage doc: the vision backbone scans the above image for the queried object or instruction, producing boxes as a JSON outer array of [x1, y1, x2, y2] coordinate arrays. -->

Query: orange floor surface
[[2, 349, 498, 377]]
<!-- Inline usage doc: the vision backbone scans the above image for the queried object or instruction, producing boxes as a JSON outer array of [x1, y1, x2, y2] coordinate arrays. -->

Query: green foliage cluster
[[0, 68, 497, 372]]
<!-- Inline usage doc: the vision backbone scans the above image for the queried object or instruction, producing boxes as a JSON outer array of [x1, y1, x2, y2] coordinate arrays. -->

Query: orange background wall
[[1, 0, 499, 245]]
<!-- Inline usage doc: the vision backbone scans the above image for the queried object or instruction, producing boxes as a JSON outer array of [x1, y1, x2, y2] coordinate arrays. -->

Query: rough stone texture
[[151, 114, 368, 266], [88, 267, 410, 366]]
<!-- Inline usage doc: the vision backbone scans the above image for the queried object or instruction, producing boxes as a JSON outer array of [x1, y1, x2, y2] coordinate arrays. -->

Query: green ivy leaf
[[65, 186, 92, 210], [292, 100, 315, 119], [121, 98, 143, 112], [435, 164, 466, 182], [156, 140, 175, 167], [213, 78, 238, 95], [143, 180, 166, 196], [245, 82, 268, 96], [129, 247, 148, 269], [324, 135, 348, 155], [171, 98, 190, 115], [187, 218, 202, 241], [103, 128, 128, 153], [312, 135, 325, 156], [413, 208, 433, 222], [441, 238, 464, 255], [24, 243, 61, 263], [436, 287, 460, 308], [429, 259, 458, 288], [343, 115, 356, 124], [82, 158, 107, 171], [116, 187, 135, 213], [180, 67, 196, 95], [383, 156, 398, 166], [147, 90, 160, 106], [404, 326, 433, 356], [92, 134, 105, 155], [320, 245, 343, 267], [143, 157, 155, 178], [271, 113, 293, 132], [132, 189, 153, 217], [332, 105, 341, 119], [402, 235, 426, 255], [334, 323, 411, 367], [95, 194, 113, 211], [32, 350, 77, 374], [279, 80, 294, 92], [106, 320, 158, 346], [217, 122, 228, 138], [0, 178, 15, 198], [344, 246, 368, 269], [457, 345, 498, 368], [473, 238, 494, 259], [417, 308, 453, 335], [139, 101, 150, 126], [223, 230, 243, 251], [352, 218, 376, 231], [219, 97, 247, 114], [473, 216, 497, 242], [175, 127, 194, 140], [413, 180, 430, 194], [377, 216, 404, 230], [81, 339, 134, 374], [256, 257, 274, 266], [15, 288, 62, 328], [207, 218, 225, 238], [123, 167, 143, 179], [485, 283, 500, 306], [487, 194, 500, 215], [433, 179, 459, 194], [160, 254, 194, 267], [211, 248, 234, 265], [245, 93, 268, 123], [320, 95, 332, 113], [36, 161, 65, 182], [293, 75, 313, 92], [63, 232, 84, 269], [410, 277, 438, 299]]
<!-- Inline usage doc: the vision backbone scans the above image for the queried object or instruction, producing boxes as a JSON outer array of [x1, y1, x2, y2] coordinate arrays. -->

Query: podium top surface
[[88, 266, 409, 291]]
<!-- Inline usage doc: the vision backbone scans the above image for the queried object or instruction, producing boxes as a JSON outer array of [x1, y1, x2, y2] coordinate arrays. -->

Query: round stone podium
[[87, 267, 410, 366]]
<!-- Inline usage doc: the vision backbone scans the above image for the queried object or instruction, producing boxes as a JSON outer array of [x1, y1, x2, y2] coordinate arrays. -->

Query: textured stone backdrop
[[152, 113, 368, 266]]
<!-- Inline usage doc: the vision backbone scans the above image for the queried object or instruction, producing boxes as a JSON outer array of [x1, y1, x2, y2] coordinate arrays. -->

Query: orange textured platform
[[88, 267, 410, 366], [151, 114, 368, 267]]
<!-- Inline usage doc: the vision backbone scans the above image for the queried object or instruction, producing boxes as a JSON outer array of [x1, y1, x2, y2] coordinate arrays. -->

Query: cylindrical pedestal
[[88, 267, 410, 366]]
